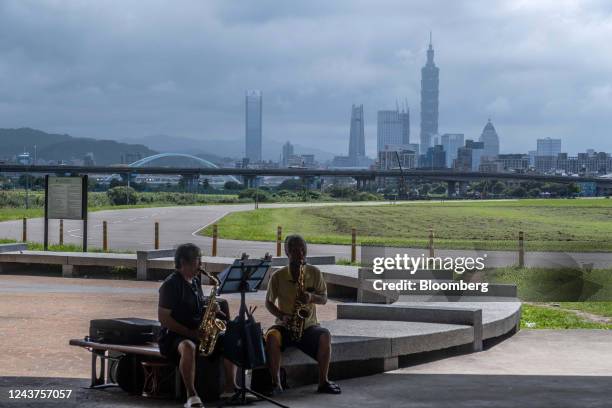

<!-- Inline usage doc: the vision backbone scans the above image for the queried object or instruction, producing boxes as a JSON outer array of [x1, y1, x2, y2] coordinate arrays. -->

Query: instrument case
[[89, 317, 161, 344]]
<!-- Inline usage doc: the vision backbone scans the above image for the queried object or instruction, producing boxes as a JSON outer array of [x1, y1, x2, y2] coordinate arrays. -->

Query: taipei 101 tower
[[419, 33, 439, 154]]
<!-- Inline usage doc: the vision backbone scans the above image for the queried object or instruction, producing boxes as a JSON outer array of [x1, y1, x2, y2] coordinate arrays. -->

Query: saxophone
[[287, 262, 312, 341], [197, 268, 226, 356]]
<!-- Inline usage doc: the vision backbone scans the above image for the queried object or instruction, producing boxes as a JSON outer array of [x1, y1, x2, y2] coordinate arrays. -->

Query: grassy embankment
[[200, 198, 612, 252], [485, 267, 612, 329]]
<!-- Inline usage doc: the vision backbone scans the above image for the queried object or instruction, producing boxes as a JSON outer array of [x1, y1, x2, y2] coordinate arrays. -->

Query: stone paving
[[0, 274, 337, 378]]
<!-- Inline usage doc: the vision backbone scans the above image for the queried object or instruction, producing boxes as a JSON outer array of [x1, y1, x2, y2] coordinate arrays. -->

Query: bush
[[238, 188, 272, 202], [224, 181, 244, 190], [106, 186, 137, 205]]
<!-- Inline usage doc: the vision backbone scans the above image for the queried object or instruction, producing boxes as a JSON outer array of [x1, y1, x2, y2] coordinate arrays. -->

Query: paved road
[[0, 201, 611, 268], [2, 330, 610, 407]]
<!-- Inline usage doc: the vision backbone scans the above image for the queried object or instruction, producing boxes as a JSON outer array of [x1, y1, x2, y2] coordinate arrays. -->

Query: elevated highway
[[2, 164, 611, 188]]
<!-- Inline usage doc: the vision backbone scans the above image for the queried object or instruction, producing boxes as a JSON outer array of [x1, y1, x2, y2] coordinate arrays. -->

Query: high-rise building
[[440, 133, 464, 168], [420, 145, 446, 169], [377, 108, 410, 153], [281, 141, 294, 167], [479, 119, 500, 159], [245, 90, 262, 162], [378, 148, 416, 170], [348, 104, 365, 161], [399, 105, 410, 145], [536, 138, 561, 157], [455, 140, 484, 171], [420, 33, 439, 154]]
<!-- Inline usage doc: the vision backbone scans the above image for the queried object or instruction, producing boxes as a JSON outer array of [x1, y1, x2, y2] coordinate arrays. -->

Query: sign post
[[44, 175, 88, 251]]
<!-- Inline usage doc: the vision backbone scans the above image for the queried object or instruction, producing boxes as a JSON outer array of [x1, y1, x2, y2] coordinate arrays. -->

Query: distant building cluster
[[230, 35, 612, 179]]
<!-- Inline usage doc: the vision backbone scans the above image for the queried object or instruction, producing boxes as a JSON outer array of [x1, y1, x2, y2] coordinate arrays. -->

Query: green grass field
[[199, 198, 612, 252], [521, 304, 612, 329], [486, 266, 612, 301]]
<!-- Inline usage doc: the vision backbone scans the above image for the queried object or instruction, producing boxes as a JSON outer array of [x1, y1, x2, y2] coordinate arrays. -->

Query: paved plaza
[[0, 274, 611, 407]]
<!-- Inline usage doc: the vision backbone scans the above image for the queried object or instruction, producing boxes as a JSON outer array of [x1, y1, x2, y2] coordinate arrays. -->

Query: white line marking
[[190, 211, 230, 237]]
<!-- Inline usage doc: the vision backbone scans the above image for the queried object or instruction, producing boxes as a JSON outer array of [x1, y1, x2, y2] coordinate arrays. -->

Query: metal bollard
[[212, 224, 218, 257], [518, 231, 524, 268], [102, 221, 108, 252], [22, 217, 27, 242], [351, 227, 357, 263], [154, 222, 160, 250], [276, 226, 282, 257], [59, 219, 64, 246], [429, 227, 434, 257]]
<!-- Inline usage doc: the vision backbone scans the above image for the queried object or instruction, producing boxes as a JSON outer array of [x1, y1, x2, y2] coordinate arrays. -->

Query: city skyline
[[0, 1, 611, 158]]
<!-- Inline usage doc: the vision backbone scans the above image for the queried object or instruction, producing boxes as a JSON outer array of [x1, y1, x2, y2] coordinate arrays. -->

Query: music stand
[[217, 254, 288, 408]]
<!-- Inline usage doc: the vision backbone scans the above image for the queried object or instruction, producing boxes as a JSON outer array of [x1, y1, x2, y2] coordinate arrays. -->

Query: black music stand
[[217, 254, 288, 408]]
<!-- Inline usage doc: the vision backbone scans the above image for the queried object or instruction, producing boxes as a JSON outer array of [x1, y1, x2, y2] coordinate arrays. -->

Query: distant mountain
[[123, 134, 338, 163], [0, 128, 157, 165]]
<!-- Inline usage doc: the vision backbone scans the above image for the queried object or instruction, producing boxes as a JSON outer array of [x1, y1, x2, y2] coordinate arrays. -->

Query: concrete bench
[[136, 249, 336, 281], [337, 303, 483, 351], [0, 243, 27, 253], [0, 250, 137, 277]]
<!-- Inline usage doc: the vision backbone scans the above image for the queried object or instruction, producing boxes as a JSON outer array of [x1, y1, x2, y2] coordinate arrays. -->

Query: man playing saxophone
[[264, 235, 342, 395], [157, 243, 238, 407]]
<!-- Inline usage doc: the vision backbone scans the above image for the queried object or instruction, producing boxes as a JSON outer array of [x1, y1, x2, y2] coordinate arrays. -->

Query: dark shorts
[[158, 332, 225, 365], [265, 325, 330, 360]]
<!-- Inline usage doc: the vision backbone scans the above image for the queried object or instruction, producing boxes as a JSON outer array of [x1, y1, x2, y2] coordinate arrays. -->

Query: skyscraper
[[479, 119, 500, 159], [537, 138, 562, 156], [441, 133, 464, 168], [348, 104, 365, 161], [377, 108, 410, 153], [281, 141, 294, 167], [399, 106, 410, 145], [245, 90, 262, 162], [420, 33, 439, 154]]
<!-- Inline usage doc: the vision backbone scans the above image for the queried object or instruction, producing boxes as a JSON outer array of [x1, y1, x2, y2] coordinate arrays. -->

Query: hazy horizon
[[1, 0, 612, 157]]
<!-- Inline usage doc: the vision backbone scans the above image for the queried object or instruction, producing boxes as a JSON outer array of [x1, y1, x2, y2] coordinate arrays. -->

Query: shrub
[[106, 186, 137, 205]]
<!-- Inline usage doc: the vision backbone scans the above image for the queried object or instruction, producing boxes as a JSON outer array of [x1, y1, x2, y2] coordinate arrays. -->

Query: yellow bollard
[[154, 222, 160, 250], [518, 231, 525, 268], [212, 224, 218, 257], [351, 227, 357, 263], [102, 221, 108, 252]]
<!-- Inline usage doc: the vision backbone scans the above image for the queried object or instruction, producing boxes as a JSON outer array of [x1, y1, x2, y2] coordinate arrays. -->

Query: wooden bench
[[69, 338, 224, 401]]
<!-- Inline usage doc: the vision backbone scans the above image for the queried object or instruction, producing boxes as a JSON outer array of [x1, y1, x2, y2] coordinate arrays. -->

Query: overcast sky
[[1, 0, 611, 157]]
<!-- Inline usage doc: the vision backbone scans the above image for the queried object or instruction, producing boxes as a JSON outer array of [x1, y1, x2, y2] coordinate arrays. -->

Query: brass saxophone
[[197, 268, 226, 356], [287, 262, 312, 341]]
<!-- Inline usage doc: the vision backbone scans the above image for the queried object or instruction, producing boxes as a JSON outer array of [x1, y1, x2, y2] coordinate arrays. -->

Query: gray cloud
[[0, 0, 611, 158]]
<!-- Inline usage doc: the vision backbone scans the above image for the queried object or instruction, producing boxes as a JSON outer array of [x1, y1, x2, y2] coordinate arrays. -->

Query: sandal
[[184, 395, 204, 408], [317, 381, 341, 394]]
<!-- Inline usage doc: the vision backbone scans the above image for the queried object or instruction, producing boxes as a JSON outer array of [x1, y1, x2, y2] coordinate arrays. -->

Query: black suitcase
[[89, 318, 161, 344]]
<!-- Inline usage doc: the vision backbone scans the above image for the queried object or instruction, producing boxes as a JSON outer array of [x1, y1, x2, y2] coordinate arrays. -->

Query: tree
[[224, 181, 243, 190], [106, 186, 137, 205], [277, 178, 302, 191], [492, 181, 506, 195]]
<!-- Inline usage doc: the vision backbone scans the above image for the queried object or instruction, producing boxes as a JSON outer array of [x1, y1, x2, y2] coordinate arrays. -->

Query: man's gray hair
[[284, 234, 307, 256]]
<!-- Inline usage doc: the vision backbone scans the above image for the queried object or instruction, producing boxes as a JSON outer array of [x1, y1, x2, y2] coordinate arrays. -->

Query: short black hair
[[284, 234, 307, 257], [174, 243, 201, 269]]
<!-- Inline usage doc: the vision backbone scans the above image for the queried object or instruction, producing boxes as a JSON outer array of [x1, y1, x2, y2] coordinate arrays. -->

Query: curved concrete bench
[[265, 300, 521, 388]]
